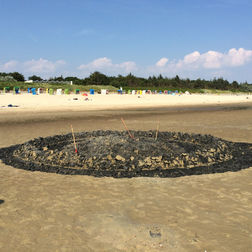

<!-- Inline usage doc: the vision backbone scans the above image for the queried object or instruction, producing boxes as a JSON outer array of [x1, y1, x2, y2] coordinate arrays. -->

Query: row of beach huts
[[1, 87, 189, 95]]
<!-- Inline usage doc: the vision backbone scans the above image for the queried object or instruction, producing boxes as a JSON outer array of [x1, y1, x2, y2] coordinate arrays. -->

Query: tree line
[[1, 71, 251, 92]]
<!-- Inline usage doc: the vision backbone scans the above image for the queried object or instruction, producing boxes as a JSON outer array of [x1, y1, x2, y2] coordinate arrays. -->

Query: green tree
[[10, 72, 25, 82], [231, 81, 239, 89], [65, 76, 83, 85], [28, 75, 42, 81], [87, 71, 109, 85]]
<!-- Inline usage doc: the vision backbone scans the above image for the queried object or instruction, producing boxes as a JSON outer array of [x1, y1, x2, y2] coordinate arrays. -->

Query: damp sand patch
[[0, 131, 251, 178]]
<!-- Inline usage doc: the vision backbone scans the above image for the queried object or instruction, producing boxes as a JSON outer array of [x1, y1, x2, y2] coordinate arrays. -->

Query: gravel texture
[[0, 130, 251, 178]]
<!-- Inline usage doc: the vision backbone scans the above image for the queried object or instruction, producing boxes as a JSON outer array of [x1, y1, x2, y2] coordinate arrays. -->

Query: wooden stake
[[70, 124, 78, 153], [155, 121, 160, 141], [121, 117, 134, 139]]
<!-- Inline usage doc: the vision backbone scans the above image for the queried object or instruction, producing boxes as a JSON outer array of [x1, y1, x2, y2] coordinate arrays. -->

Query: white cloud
[[1, 48, 252, 81], [0, 58, 66, 79], [119, 61, 137, 72], [183, 51, 201, 64], [0, 60, 18, 71], [78, 57, 137, 74], [154, 48, 252, 72], [23, 58, 66, 73], [156, 57, 168, 67], [187, 48, 252, 69], [202, 50, 223, 68], [227, 48, 252, 66], [84, 57, 112, 68]]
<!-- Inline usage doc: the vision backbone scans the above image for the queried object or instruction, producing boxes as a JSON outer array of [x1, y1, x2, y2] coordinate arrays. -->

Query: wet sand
[[0, 103, 252, 251]]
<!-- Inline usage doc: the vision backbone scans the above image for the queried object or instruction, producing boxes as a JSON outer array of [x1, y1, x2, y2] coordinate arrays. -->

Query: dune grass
[[0, 82, 118, 92], [0, 81, 250, 94]]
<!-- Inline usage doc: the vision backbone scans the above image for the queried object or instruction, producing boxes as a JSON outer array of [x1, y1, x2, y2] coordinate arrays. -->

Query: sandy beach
[[0, 94, 252, 251], [0, 92, 251, 113]]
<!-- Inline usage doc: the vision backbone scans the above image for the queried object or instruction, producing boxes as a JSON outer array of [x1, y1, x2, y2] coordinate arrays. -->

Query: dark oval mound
[[0, 131, 252, 178]]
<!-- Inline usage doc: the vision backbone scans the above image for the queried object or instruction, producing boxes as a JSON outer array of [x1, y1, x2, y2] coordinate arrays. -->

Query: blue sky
[[0, 0, 252, 82]]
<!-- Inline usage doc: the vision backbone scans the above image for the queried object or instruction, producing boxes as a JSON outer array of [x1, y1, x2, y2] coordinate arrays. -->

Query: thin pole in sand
[[70, 124, 78, 153], [121, 117, 134, 139], [155, 121, 160, 141]]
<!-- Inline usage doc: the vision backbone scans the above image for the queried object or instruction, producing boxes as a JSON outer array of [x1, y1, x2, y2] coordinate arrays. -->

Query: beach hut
[[101, 89, 107, 95], [90, 89, 95, 95], [117, 89, 122, 95], [56, 89, 62, 95], [37, 88, 43, 94], [64, 89, 69, 95], [132, 90, 136, 95], [31, 88, 36, 95], [49, 88, 54, 95], [75, 89, 80, 94], [13, 87, 20, 94]]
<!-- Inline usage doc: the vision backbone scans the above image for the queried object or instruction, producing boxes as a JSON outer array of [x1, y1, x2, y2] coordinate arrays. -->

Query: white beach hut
[[101, 89, 107, 95], [56, 89, 62, 95]]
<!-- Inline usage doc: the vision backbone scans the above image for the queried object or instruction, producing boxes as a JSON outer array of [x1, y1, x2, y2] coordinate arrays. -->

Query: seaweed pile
[[0, 130, 251, 178]]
